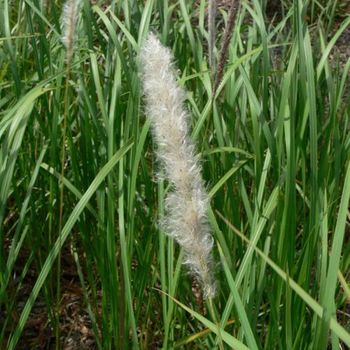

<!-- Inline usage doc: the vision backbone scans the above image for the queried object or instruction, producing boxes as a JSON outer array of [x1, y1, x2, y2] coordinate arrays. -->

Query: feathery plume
[[214, 0, 238, 94], [140, 33, 216, 299], [61, 0, 80, 63]]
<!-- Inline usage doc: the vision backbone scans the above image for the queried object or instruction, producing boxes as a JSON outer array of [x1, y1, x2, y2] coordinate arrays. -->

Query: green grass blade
[[7, 140, 133, 350]]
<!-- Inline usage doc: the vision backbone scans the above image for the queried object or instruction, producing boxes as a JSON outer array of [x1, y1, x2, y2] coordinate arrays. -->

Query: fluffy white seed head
[[140, 33, 216, 299], [61, 0, 80, 62]]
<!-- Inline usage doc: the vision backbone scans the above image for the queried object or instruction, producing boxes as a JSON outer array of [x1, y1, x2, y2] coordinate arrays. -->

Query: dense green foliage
[[1, 0, 350, 348]]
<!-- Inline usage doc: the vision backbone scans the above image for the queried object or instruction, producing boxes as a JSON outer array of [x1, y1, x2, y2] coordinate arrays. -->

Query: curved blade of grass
[[174, 320, 235, 348], [7, 140, 133, 350], [219, 185, 279, 332], [118, 136, 139, 347], [71, 244, 102, 350], [192, 45, 269, 141], [92, 5, 130, 86], [338, 271, 350, 301], [317, 159, 350, 347], [0, 86, 50, 262], [137, 0, 154, 46], [0, 146, 47, 300], [179, 0, 196, 61], [108, 9, 138, 51], [218, 244, 259, 350], [214, 46, 263, 99], [157, 289, 249, 350], [22, 0, 60, 36], [202, 146, 254, 158], [316, 16, 350, 80], [208, 159, 249, 199], [128, 118, 151, 222], [216, 211, 350, 348], [40, 163, 98, 219]]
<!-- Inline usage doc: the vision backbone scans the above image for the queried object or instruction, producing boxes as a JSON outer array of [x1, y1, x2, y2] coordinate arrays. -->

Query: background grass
[[1, 0, 350, 349]]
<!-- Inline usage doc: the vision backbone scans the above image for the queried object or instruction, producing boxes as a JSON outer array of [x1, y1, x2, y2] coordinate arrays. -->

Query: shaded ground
[[1, 246, 96, 349]]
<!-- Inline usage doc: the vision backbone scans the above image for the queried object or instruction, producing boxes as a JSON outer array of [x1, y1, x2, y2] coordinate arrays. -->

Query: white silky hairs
[[140, 33, 216, 299]]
